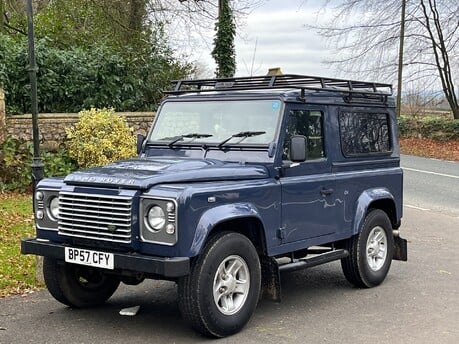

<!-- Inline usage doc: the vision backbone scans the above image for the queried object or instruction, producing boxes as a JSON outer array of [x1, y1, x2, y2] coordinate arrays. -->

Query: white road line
[[405, 204, 430, 211], [429, 157, 457, 164], [402, 167, 459, 179]]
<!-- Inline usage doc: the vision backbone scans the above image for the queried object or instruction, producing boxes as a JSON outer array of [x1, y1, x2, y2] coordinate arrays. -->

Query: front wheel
[[341, 209, 394, 288], [178, 232, 261, 338], [43, 257, 120, 308]]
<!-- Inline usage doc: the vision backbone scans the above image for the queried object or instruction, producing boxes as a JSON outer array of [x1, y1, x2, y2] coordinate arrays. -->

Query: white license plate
[[64, 247, 114, 270]]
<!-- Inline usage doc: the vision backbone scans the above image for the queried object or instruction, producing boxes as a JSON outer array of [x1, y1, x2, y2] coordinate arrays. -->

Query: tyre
[[43, 257, 120, 308], [178, 232, 261, 338], [341, 209, 394, 288]]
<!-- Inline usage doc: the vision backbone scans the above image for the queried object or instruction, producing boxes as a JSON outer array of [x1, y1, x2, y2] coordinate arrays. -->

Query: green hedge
[[0, 34, 192, 115], [0, 136, 77, 192], [398, 116, 459, 141]]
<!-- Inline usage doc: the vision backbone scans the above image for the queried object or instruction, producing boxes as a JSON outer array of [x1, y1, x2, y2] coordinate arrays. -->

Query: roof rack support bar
[[299, 88, 306, 102], [269, 76, 276, 87]]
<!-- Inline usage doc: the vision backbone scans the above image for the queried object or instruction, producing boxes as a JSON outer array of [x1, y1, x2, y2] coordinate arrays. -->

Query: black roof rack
[[165, 74, 393, 100]]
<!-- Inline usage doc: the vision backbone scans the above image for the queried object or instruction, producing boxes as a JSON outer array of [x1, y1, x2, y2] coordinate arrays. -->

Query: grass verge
[[0, 193, 42, 297]]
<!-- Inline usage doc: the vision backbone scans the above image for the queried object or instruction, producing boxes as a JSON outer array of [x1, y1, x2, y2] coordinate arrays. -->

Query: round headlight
[[49, 196, 59, 220], [146, 206, 166, 231]]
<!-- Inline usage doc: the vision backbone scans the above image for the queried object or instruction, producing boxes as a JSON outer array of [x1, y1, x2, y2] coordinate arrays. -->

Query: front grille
[[58, 192, 133, 243]]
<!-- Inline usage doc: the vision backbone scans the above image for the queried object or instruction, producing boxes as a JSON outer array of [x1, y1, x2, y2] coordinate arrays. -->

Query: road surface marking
[[405, 204, 430, 211], [429, 157, 457, 164], [402, 167, 459, 179]]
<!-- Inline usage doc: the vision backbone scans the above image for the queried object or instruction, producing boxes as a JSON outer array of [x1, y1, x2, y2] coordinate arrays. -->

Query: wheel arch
[[189, 203, 267, 257], [353, 188, 399, 235]]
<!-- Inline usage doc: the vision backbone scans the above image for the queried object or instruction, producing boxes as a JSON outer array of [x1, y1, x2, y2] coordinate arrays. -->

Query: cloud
[[185, 3, 338, 77], [235, 9, 336, 76]]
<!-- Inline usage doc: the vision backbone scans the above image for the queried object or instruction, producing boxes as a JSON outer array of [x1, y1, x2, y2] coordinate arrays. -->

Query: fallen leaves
[[0, 193, 42, 297], [400, 138, 459, 161], [437, 270, 452, 275]]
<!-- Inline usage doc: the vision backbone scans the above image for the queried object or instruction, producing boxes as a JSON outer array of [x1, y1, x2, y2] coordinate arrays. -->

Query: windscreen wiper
[[166, 133, 213, 147], [217, 131, 266, 148]]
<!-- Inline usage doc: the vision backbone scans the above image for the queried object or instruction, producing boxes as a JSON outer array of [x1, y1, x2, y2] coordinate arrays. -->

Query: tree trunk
[[212, 0, 236, 78], [129, 0, 145, 33], [452, 105, 459, 120], [420, 0, 459, 119], [0, 0, 4, 33]]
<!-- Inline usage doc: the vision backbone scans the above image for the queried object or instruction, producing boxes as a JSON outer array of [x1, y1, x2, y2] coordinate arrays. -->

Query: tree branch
[[4, 21, 26, 35]]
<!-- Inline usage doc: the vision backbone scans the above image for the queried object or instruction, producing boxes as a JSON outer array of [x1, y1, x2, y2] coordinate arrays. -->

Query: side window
[[339, 112, 391, 156], [283, 110, 325, 161]]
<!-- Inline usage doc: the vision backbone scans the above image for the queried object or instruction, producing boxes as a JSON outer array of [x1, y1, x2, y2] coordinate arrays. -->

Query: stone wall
[[4, 111, 155, 149]]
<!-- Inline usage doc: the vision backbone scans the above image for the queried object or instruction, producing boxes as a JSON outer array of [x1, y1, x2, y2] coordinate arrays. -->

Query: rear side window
[[339, 112, 391, 156]]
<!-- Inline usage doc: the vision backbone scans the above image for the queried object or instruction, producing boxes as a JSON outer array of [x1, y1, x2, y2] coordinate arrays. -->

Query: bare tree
[[307, 0, 458, 118], [146, 1, 263, 65], [419, 0, 458, 118], [147, 1, 260, 32], [402, 79, 443, 116]]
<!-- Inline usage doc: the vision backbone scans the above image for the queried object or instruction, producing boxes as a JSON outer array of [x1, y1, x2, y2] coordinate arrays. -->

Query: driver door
[[280, 106, 340, 243]]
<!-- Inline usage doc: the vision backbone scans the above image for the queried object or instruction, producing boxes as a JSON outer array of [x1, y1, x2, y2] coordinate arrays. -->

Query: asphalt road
[[1, 155, 458, 344], [401, 154, 459, 217]]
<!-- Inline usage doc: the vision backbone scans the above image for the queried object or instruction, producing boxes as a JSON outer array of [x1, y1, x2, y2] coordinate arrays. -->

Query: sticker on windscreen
[[272, 101, 280, 110]]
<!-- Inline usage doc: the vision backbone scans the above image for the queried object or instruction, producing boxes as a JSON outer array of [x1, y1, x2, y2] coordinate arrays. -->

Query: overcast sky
[[186, 1, 337, 78]]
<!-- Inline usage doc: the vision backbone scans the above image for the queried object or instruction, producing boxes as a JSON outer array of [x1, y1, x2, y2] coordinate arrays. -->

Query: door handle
[[320, 188, 334, 196]]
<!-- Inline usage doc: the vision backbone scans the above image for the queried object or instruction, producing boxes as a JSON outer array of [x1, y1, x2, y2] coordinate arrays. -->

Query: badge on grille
[[107, 225, 117, 232]]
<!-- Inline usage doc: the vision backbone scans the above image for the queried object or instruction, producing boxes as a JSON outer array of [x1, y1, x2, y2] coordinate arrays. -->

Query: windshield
[[148, 99, 282, 145]]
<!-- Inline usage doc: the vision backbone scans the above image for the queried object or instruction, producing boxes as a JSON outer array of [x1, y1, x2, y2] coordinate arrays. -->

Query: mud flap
[[260, 255, 281, 302], [393, 236, 408, 261]]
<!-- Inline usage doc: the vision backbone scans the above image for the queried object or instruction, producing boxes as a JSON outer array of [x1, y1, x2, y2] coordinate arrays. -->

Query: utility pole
[[396, 0, 406, 117], [26, 0, 44, 193]]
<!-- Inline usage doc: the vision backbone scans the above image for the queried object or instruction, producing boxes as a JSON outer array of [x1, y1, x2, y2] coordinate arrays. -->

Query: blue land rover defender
[[22, 74, 407, 337]]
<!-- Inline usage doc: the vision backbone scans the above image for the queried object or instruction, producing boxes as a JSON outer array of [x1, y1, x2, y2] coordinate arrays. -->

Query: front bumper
[[21, 238, 190, 278]]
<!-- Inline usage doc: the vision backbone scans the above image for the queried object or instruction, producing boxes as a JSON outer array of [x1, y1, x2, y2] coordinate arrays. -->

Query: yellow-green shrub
[[66, 108, 136, 168]]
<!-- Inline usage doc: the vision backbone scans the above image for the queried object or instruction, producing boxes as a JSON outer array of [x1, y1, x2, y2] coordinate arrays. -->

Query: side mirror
[[290, 135, 307, 162], [136, 134, 145, 154]]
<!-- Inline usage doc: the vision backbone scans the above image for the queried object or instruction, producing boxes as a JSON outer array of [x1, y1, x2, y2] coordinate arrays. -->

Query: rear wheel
[[341, 209, 394, 288], [43, 257, 120, 308], [178, 232, 261, 338]]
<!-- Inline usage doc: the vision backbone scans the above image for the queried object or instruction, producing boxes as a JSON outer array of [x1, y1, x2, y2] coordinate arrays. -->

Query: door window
[[283, 110, 325, 161]]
